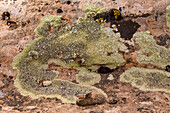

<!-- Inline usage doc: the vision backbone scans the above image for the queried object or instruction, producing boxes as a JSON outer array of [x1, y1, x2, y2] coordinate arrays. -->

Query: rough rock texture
[[0, 0, 170, 112]]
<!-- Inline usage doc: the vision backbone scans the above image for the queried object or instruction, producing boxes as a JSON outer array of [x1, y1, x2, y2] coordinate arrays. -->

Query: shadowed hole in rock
[[67, 1, 71, 4], [165, 65, 170, 72], [57, 9, 63, 13], [111, 20, 140, 40], [3, 75, 6, 77], [2, 12, 10, 20], [97, 66, 114, 74], [7, 21, 17, 29], [9, 76, 13, 79]]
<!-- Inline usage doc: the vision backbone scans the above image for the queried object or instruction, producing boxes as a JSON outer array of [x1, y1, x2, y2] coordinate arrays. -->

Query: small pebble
[[107, 74, 114, 80], [76, 92, 106, 106]]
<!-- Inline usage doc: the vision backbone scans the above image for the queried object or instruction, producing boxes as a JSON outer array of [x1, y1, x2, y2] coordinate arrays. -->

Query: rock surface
[[0, 0, 170, 113]]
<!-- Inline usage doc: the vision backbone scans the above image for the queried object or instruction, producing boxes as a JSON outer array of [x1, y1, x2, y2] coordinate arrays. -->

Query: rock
[[106, 96, 118, 104], [107, 74, 114, 80], [90, 110, 104, 113], [76, 91, 106, 106]]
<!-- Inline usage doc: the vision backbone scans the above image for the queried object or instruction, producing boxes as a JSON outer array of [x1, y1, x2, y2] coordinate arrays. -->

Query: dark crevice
[[67, 1, 71, 4], [57, 9, 63, 13], [111, 20, 140, 40], [2, 12, 10, 20], [97, 66, 114, 74], [165, 65, 170, 72], [7, 21, 18, 29]]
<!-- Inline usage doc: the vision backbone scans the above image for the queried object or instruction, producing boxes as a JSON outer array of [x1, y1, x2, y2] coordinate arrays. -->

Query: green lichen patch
[[134, 31, 170, 68], [75, 68, 101, 85], [120, 67, 170, 93], [14, 78, 107, 103], [166, 5, 170, 28], [82, 3, 107, 13], [34, 15, 66, 37], [13, 14, 127, 103]]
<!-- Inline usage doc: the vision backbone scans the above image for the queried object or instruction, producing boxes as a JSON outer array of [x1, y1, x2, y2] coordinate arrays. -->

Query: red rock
[[76, 91, 106, 106]]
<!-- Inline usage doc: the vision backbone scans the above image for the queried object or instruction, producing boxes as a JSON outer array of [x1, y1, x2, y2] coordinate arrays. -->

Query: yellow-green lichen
[[82, 3, 107, 13], [134, 31, 170, 68], [120, 67, 170, 93], [14, 78, 107, 103], [34, 15, 66, 37], [166, 5, 170, 28], [13, 14, 126, 103], [75, 68, 101, 85]]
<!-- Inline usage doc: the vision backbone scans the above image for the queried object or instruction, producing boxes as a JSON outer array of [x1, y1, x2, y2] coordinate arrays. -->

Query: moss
[[134, 31, 170, 68], [13, 13, 127, 103], [75, 68, 101, 85], [120, 67, 170, 93], [166, 5, 170, 28]]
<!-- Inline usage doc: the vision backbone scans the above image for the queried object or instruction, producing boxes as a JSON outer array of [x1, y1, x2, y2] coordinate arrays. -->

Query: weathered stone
[[76, 91, 106, 106]]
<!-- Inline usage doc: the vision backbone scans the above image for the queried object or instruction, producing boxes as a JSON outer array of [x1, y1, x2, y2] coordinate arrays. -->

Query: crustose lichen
[[120, 67, 170, 93], [13, 14, 127, 103]]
